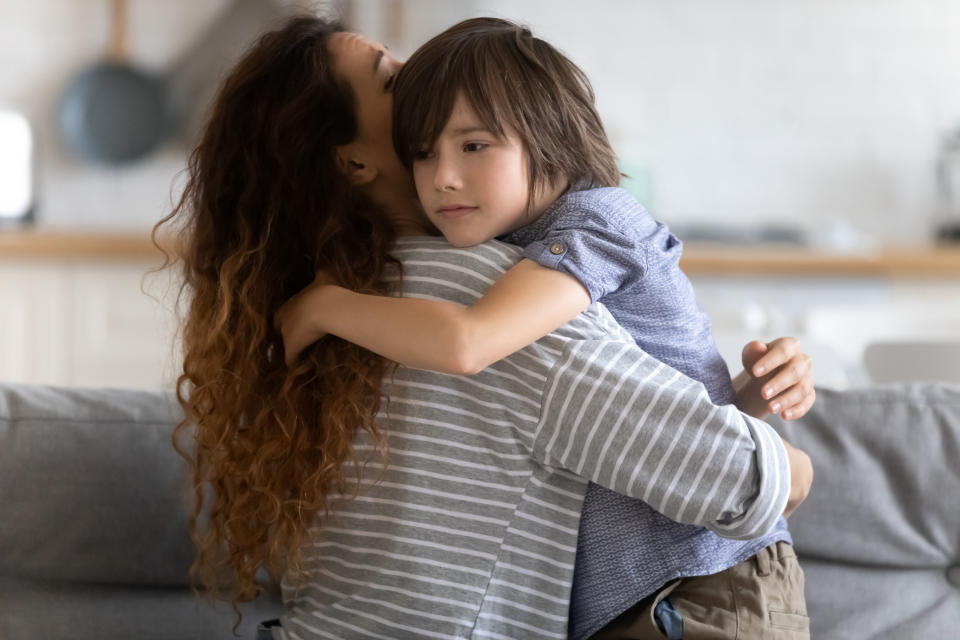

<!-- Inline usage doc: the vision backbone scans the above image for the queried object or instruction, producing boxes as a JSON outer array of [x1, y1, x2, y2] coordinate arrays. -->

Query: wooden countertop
[[0, 230, 172, 261], [678, 244, 960, 277], [2, 230, 960, 277]]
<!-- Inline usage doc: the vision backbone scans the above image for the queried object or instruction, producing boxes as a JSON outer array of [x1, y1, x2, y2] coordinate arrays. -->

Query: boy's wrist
[[732, 369, 765, 418], [307, 284, 348, 334]]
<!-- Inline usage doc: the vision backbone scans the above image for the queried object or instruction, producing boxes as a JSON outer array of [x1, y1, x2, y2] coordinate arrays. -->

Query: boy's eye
[[463, 142, 488, 152], [412, 149, 433, 162]]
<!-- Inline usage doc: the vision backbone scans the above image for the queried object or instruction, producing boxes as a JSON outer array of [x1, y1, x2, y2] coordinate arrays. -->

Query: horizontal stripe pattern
[[278, 237, 789, 640]]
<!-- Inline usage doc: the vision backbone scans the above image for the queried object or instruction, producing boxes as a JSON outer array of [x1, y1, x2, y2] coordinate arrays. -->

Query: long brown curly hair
[[152, 15, 398, 613]]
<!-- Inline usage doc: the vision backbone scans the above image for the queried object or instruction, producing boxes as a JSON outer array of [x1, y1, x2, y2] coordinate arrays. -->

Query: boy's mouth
[[435, 205, 478, 219]]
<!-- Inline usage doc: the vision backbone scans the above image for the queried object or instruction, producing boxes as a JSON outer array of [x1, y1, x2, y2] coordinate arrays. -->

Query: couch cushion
[[0, 576, 281, 640], [771, 383, 960, 639], [0, 384, 193, 586]]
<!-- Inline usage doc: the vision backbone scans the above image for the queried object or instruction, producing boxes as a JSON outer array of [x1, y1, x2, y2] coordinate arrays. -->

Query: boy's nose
[[433, 157, 462, 192]]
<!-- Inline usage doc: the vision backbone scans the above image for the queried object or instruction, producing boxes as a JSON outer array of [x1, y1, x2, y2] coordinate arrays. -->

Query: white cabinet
[[0, 260, 181, 390], [70, 263, 182, 390], [0, 262, 71, 385]]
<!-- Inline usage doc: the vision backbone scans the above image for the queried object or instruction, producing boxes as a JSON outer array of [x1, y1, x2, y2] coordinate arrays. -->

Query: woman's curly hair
[[152, 15, 398, 614]]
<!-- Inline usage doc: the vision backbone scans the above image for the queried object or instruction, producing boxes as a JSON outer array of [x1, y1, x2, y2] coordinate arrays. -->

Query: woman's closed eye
[[384, 74, 396, 92]]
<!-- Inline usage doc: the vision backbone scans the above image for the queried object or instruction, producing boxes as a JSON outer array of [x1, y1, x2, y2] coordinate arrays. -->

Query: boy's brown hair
[[393, 17, 621, 205]]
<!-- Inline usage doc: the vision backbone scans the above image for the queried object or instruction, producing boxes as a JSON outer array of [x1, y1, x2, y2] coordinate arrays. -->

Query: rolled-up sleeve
[[519, 209, 650, 303], [532, 339, 791, 540]]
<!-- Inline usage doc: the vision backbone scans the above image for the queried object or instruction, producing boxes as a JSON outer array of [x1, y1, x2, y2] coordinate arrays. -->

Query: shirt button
[[947, 563, 960, 587], [549, 242, 564, 255]]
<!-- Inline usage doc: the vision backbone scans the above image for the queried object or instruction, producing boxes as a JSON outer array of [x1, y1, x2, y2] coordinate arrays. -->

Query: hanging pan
[[59, 0, 170, 164]]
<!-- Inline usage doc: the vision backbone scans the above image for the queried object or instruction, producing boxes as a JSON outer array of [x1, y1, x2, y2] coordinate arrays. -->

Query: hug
[[156, 15, 813, 639], [6, 11, 956, 640]]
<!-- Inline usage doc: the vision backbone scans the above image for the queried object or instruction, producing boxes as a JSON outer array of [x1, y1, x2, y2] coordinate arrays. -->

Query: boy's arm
[[275, 259, 590, 374], [533, 338, 800, 539]]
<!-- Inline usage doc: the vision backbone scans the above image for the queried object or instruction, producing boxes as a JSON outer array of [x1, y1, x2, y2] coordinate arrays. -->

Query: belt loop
[[773, 540, 785, 562], [755, 546, 773, 577]]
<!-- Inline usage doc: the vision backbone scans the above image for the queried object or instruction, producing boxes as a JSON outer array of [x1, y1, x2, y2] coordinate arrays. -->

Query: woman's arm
[[780, 436, 813, 517], [275, 258, 590, 374], [732, 337, 816, 420], [535, 338, 796, 540]]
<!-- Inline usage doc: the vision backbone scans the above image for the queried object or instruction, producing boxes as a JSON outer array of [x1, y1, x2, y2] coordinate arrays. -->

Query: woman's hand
[[274, 270, 337, 367], [732, 337, 815, 420], [780, 436, 813, 517]]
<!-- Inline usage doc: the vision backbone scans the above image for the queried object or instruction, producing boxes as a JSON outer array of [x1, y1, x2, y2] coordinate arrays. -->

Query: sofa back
[[0, 384, 193, 586], [3, 382, 959, 639], [0, 384, 282, 640], [772, 383, 960, 639]]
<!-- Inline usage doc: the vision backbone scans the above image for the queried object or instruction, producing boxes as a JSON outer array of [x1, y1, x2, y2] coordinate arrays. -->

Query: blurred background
[[1, 0, 959, 391]]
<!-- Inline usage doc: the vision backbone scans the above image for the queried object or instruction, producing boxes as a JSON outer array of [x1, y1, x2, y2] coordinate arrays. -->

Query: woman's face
[[328, 32, 412, 200]]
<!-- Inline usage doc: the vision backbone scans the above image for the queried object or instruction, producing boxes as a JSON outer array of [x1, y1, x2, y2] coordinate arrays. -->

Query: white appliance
[[0, 108, 34, 226]]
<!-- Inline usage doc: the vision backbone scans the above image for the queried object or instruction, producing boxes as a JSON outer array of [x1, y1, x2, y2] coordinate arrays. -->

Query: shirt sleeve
[[532, 339, 790, 540], [519, 206, 655, 303]]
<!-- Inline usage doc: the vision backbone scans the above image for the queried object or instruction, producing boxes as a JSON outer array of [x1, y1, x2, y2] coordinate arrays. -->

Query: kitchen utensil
[[936, 127, 960, 242], [59, 0, 170, 164]]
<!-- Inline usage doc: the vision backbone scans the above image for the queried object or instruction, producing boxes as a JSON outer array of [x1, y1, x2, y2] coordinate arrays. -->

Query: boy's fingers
[[780, 387, 816, 420], [741, 340, 769, 371], [768, 375, 813, 413], [761, 353, 812, 400], [751, 337, 798, 376]]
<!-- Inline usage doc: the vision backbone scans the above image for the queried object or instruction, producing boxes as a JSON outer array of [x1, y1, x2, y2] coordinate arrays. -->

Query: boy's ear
[[335, 143, 378, 186]]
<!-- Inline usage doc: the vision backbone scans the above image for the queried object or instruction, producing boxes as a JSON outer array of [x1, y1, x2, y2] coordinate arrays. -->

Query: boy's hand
[[733, 337, 815, 420], [274, 270, 337, 367]]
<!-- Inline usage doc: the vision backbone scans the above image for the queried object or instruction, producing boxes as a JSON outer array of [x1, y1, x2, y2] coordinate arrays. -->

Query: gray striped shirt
[[276, 236, 790, 640]]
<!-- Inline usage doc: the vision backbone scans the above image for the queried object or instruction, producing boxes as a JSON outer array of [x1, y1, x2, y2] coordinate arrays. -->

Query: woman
[[155, 15, 814, 638]]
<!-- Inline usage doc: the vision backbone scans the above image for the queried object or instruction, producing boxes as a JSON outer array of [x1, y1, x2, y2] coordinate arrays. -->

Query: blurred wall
[[2, 0, 959, 243]]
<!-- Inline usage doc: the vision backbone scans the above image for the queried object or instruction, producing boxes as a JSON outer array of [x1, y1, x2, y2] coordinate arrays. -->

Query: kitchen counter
[[2, 230, 960, 277]]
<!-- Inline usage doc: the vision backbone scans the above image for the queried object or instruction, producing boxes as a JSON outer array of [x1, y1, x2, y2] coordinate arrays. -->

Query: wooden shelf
[[0, 230, 170, 261], [3, 230, 960, 277], [678, 245, 960, 277]]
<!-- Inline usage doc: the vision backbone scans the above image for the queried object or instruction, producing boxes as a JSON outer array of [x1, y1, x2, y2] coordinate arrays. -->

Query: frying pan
[[59, 0, 169, 164]]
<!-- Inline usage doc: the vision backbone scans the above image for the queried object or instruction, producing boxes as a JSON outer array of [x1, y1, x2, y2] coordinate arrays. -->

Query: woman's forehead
[[330, 32, 385, 70]]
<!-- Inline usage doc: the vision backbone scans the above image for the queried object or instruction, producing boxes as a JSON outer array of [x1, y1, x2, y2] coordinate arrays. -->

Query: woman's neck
[[383, 195, 438, 237]]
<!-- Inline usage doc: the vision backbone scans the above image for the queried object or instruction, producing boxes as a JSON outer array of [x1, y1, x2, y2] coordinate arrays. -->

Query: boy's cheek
[[413, 174, 430, 210]]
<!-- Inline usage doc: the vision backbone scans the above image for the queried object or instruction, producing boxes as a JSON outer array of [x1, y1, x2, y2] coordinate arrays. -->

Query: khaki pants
[[590, 542, 809, 640]]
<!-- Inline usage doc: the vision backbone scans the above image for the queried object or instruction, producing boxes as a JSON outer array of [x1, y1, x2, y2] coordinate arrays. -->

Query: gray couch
[[1, 383, 958, 639], [0, 385, 282, 639]]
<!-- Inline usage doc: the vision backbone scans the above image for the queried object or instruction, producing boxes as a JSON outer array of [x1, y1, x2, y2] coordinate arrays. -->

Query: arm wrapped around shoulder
[[532, 339, 791, 540]]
